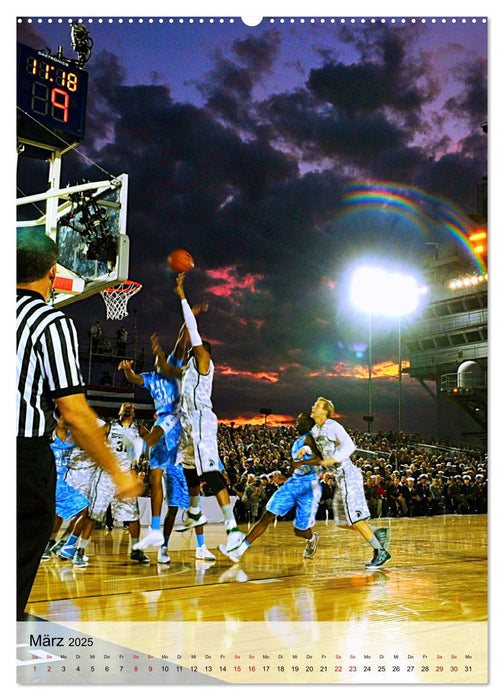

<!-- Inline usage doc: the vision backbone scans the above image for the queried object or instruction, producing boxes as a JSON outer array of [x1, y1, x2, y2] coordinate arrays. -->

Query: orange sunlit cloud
[[219, 414, 294, 428], [215, 358, 409, 387], [216, 363, 280, 383], [219, 410, 344, 427], [307, 359, 406, 380]]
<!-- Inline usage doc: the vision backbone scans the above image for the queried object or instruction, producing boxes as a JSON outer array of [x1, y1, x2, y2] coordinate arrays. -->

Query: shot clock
[[17, 42, 88, 150]]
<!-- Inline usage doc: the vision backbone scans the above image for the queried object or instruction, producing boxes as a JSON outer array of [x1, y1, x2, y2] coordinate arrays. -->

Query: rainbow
[[338, 181, 487, 274]]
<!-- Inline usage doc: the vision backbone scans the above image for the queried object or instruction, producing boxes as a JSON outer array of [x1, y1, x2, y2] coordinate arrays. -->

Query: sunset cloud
[[219, 414, 293, 428], [307, 360, 401, 380], [205, 266, 265, 300], [216, 363, 280, 383]]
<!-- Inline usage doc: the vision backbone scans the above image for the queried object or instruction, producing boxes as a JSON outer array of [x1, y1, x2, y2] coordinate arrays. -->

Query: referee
[[16, 230, 141, 620]]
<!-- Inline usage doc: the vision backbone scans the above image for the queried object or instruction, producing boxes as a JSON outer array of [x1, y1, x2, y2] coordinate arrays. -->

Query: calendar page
[[16, 0, 489, 687]]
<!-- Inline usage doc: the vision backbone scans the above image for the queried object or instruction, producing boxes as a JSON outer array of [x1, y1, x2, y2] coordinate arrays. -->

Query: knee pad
[[183, 467, 201, 488], [202, 470, 227, 495]]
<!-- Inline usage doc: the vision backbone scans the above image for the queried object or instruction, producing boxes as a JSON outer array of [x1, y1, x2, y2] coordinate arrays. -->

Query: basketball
[[168, 249, 194, 273]]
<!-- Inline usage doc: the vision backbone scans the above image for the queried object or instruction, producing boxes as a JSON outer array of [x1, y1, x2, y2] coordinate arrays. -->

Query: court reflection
[[29, 516, 487, 625]]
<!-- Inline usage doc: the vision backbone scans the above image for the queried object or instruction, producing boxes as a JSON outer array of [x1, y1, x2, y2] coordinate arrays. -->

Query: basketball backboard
[[16, 173, 130, 308]]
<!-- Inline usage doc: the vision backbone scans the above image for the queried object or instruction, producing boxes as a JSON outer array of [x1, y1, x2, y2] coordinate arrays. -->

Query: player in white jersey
[[310, 397, 391, 569], [63, 403, 147, 567], [169, 273, 243, 554], [120, 306, 214, 561], [57, 418, 108, 563]]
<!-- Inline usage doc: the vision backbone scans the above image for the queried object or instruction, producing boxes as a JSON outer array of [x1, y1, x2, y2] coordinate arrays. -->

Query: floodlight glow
[[350, 265, 422, 317]]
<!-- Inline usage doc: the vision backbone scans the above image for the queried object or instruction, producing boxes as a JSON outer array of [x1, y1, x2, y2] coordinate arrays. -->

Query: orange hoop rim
[[101, 280, 142, 294]]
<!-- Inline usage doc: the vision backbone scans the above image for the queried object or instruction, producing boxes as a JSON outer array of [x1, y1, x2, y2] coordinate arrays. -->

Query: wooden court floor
[[28, 514, 487, 624]]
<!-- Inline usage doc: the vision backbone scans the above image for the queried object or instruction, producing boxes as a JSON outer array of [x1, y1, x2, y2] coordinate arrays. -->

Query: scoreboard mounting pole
[[46, 151, 62, 240]]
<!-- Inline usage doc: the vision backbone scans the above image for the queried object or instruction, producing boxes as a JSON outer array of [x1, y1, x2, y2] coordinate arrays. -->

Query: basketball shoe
[[132, 527, 164, 550], [195, 544, 216, 561], [41, 540, 56, 560], [175, 510, 208, 532], [157, 546, 170, 564], [130, 549, 150, 564], [72, 548, 88, 568], [365, 549, 391, 569], [303, 532, 320, 559]]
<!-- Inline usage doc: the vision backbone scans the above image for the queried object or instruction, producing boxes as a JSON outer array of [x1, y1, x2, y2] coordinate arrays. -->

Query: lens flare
[[338, 181, 487, 274]]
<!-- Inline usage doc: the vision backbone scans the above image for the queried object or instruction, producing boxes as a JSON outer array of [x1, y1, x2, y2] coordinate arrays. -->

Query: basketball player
[[220, 412, 323, 563], [66, 403, 148, 567], [59, 419, 108, 564], [119, 304, 209, 554], [169, 273, 243, 555], [149, 417, 215, 564], [119, 334, 184, 549], [41, 416, 89, 560], [310, 397, 391, 568]]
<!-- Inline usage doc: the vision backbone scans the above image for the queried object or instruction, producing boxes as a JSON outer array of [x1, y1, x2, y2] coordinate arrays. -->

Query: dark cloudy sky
[[16, 9, 487, 437]]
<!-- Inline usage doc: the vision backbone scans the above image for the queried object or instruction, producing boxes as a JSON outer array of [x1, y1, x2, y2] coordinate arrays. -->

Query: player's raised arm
[[174, 273, 210, 374], [118, 359, 145, 386], [172, 302, 209, 361], [150, 333, 183, 378]]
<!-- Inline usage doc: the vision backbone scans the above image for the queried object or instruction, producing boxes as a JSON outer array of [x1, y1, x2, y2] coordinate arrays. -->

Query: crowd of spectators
[[212, 423, 487, 523]]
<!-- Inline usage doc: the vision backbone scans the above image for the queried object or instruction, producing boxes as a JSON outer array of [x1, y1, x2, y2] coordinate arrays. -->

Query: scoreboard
[[17, 42, 88, 149]]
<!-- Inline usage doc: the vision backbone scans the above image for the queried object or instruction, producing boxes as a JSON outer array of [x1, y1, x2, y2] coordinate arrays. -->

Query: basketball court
[[21, 514, 487, 683]]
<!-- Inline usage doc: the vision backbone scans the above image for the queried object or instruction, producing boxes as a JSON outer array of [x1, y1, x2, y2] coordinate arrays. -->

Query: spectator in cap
[[364, 475, 380, 519], [403, 476, 417, 516], [473, 475, 487, 514], [372, 474, 386, 518], [458, 475, 474, 514], [230, 478, 248, 525], [242, 476, 267, 523], [264, 473, 278, 501], [387, 474, 408, 517], [414, 474, 432, 516], [429, 477, 445, 515], [443, 476, 459, 514]]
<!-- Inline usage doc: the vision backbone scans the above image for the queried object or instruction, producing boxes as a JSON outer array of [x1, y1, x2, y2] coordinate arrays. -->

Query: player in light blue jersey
[[119, 332, 183, 550], [220, 413, 324, 563], [41, 416, 89, 560]]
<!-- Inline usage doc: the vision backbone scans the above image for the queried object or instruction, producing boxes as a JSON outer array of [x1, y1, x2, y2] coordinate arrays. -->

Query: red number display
[[51, 88, 69, 123]]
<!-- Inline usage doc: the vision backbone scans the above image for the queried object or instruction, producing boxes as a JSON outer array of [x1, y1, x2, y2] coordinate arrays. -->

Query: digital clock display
[[17, 42, 88, 149]]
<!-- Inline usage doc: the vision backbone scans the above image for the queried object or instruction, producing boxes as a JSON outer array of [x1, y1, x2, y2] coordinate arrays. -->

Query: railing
[[405, 309, 487, 337], [408, 344, 488, 369], [440, 372, 487, 391]]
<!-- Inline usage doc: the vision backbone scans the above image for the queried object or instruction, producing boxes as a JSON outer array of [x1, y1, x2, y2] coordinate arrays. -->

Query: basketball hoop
[[99, 280, 142, 320]]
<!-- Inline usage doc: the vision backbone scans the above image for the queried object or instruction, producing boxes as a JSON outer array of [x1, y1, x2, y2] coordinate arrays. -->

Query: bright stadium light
[[349, 265, 424, 432], [350, 265, 422, 317]]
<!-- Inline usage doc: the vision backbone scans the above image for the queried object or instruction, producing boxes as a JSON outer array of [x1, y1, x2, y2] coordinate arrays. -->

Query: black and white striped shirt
[[17, 290, 85, 438]]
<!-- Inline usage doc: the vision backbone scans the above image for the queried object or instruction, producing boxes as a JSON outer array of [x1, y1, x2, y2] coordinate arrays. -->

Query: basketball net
[[99, 280, 142, 320]]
